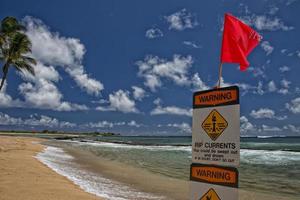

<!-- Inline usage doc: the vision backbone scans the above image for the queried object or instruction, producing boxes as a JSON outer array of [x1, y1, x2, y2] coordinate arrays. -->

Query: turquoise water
[[43, 136, 300, 199]]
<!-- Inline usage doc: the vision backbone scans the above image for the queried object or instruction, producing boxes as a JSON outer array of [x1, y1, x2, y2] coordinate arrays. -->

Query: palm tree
[[0, 16, 36, 91]]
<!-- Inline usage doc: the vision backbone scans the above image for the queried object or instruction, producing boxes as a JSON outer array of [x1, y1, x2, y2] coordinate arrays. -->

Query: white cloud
[[250, 108, 286, 120], [0, 113, 75, 128], [256, 81, 264, 95], [191, 73, 209, 91], [280, 79, 291, 88], [241, 14, 294, 31], [268, 5, 279, 15], [132, 86, 146, 101], [286, 97, 300, 114], [165, 9, 198, 31], [286, 0, 298, 6], [20, 62, 60, 82], [151, 106, 192, 117], [283, 124, 300, 134], [18, 78, 88, 111], [268, 81, 277, 92], [127, 120, 142, 128], [183, 41, 202, 48], [24, 16, 104, 96], [167, 123, 191, 133], [279, 66, 290, 73], [150, 99, 192, 117], [136, 55, 193, 91], [87, 121, 114, 128], [145, 28, 163, 39], [260, 125, 282, 132], [0, 81, 23, 108], [218, 77, 259, 96], [0, 113, 23, 125], [240, 116, 256, 134], [250, 108, 275, 119], [261, 41, 274, 55], [278, 79, 290, 94], [86, 120, 142, 129], [96, 90, 139, 113]]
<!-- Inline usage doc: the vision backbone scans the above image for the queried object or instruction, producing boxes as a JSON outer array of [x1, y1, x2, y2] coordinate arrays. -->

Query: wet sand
[[0, 136, 102, 200], [62, 143, 297, 200]]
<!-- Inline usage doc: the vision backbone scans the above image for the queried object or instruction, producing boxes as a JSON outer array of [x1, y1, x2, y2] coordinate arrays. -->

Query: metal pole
[[218, 63, 223, 88]]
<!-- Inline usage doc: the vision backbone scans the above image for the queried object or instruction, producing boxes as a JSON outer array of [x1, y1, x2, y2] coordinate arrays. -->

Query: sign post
[[190, 86, 240, 200]]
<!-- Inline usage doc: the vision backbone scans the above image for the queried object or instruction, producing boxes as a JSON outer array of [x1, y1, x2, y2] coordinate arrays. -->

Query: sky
[[0, 0, 299, 136]]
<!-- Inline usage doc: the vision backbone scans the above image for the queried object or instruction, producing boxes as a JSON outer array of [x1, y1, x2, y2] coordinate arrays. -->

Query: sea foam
[[36, 146, 166, 200]]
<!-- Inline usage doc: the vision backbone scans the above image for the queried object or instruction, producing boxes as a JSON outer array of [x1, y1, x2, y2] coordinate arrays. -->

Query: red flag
[[220, 13, 261, 71]]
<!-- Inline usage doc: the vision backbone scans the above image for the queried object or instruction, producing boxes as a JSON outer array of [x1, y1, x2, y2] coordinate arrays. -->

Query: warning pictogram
[[201, 109, 228, 141], [200, 188, 221, 200]]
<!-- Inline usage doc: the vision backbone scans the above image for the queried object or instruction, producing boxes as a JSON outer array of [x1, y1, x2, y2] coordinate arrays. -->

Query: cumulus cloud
[[261, 41, 274, 55], [151, 106, 192, 117], [127, 120, 142, 128], [268, 81, 277, 92], [167, 122, 191, 133], [145, 28, 163, 39], [183, 41, 202, 49], [0, 113, 75, 128], [278, 79, 290, 94], [191, 73, 209, 91], [96, 90, 139, 113], [219, 77, 259, 96], [286, 97, 300, 114], [165, 9, 198, 31], [85, 120, 142, 129], [0, 81, 23, 108], [241, 14, 294, 31], [240, 116, 256, 134], [150, 99, 192, 117], [136, 54, 193, 91], [260, 125, 282, 132], [131, 86, 146, 101], [283, 124, 300, 134], [250, 108, 286, 120], [24, 16, 104, 96], [279, 66, 290, 73], [18, 79, 88, 111]]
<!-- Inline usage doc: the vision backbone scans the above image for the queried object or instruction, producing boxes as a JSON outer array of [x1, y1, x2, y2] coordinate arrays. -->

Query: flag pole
[[217, 62, 223, 88]]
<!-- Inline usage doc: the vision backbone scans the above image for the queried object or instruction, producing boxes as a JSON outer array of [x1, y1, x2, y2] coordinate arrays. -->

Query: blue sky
[[0, 0, 300, 136]]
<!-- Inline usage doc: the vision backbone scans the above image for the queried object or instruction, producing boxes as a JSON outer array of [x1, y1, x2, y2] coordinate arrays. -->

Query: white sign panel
[[192, 86, 240, 167]]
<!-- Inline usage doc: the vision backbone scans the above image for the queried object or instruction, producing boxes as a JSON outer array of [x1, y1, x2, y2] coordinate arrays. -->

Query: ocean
[[36, 136, 300, 200]]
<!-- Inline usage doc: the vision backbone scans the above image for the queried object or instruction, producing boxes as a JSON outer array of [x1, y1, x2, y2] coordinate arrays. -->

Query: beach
[[0, 136, 101, 200], [0, 135, 299, 200]]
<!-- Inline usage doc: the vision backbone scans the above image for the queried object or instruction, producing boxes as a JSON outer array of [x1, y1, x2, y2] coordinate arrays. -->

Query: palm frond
[[14, 60, 35, 75], [10, 33, 32, 56], [21, 56, 37, 65], [1, 17, 24, 34]]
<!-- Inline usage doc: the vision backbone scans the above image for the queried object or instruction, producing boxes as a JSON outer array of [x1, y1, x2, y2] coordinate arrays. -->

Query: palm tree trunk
[[0, 63, 8, 91]]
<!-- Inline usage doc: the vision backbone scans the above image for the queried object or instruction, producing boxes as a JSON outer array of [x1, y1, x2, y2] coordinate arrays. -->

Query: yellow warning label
[[200, 188, 221, 200], [201, 109, 228, 141]]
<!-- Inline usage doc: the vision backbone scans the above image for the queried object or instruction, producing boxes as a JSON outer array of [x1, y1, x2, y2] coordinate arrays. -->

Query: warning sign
[[202, 109, 228, 141], [192, 86, 240, 167], [199, 188, 220, 200], [190, 164, 238, 188], [190, 181, 238, 200]]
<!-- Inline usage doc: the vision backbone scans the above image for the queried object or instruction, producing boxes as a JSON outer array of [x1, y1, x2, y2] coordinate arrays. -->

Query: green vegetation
[[0, 16, 36, 91], [0, 129, 119, 136]]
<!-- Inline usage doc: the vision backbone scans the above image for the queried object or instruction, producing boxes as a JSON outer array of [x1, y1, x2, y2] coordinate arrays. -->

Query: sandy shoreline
[[0, 136, 102, 200], [0, 136, 297, 200]]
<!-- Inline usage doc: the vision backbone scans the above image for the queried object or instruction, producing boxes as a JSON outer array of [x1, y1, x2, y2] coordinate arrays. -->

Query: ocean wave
[[63, 140, 192, 152], [241, 149, 300, 165], [36, 146, 166, 200]]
